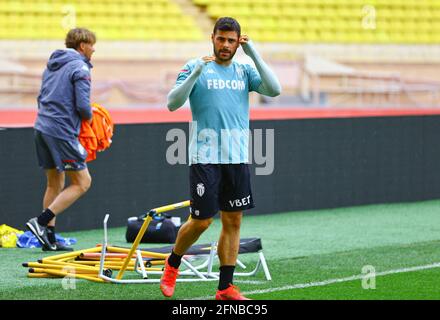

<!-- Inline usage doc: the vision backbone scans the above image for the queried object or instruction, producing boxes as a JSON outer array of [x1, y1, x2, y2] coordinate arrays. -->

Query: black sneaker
[[26, 217, 56, 250], [42, 242, 74, 252]]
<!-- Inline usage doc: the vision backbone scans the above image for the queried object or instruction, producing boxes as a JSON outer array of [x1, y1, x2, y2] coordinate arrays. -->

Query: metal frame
[[98, 201, 272, 284]]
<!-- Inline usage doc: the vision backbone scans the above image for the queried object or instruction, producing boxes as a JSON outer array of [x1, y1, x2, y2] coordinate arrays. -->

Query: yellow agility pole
[[146, 260, 166, 266], [115, 214, 152, 279], [68, 261, 103, 266], [115, 200, 190, 280], [95, 260, 137, 266], [94, 259, 138, 266], [24, 263, 100, 274], [30, 267, 99, 275], [151, 200, 191, 215], [98, 264, 136, 271], [80, 252, 134, 259], [42, 246, 102, 262], [144, 267, 163, 272], [27, 273, 58, 278], [77, 256, 130, 262], [58, 256, 80, 262], [30, 267, 102, 279], [107, 246, 168, 259], [35, 259, 101, 270], [29, 268, 105, 283]]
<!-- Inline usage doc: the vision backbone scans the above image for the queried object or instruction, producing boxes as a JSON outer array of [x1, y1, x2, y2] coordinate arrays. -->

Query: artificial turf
[[2, 199, 440, 300]]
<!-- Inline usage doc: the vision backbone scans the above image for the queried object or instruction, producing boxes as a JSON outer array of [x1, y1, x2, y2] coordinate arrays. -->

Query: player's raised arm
[[167, 56, 215, 111], [240, 36, 281, 97]]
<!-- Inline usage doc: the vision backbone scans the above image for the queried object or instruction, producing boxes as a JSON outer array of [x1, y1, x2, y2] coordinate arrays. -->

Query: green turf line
[[250, 268, 440, 300]]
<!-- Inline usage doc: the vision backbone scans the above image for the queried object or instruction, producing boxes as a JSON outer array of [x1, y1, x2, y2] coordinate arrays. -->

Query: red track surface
[[1, 107, 440, 127]]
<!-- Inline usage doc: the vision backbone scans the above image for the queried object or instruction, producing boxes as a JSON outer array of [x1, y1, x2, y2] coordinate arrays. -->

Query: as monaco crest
[[196, 183, 205, 197]]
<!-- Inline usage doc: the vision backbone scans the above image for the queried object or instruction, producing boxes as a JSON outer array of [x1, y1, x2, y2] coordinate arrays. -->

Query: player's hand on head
[[240, 35, 253, 56], [202, 55, 215, 64], [195, 56, 215, 74], [239, 35, 249, 45]]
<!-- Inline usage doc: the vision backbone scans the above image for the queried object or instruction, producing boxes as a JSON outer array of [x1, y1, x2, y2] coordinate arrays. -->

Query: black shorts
[[189, 164, 254, 219], [34, 130, 88, 172]]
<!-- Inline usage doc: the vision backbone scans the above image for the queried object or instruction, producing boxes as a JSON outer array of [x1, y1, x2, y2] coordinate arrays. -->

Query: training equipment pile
[[23, 201, 271, 284]]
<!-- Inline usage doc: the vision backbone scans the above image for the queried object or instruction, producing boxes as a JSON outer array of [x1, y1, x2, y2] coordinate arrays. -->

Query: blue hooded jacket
[[34, 49, 93, 141]]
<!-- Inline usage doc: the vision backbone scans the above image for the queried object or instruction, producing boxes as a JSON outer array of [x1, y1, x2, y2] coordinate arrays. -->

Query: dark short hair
[[213, 17, 241, 38], [65, 28, 96, 50]]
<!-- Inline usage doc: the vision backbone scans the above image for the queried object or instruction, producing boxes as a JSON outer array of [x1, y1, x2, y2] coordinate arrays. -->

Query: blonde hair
[[65, 28, 96, 50]]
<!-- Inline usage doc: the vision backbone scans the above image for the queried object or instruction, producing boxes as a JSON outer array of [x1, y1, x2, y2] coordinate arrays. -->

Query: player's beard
[[213, 46, 237, 62]]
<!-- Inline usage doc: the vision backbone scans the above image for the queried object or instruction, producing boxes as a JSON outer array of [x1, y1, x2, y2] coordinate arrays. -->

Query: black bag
[[125, 215, 179, 244]]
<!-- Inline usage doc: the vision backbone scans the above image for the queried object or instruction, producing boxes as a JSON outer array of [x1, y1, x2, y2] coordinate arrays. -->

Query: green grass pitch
[[2, 199, 440, 300]]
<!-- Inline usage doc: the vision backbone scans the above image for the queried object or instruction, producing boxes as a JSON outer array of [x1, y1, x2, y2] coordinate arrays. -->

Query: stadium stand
[[0, 0, 204, 41], [194, 0, 440, 44], [0, 0, 439, 44], [0, 0, 439, 108]]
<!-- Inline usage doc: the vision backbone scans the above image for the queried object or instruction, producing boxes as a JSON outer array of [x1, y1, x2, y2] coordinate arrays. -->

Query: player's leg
[[27, 131, 89, 250], [27, 130, 60, 250], [215, 210, 250, 300], [43, 168, 65, 249], [42, 158, 91, 251], [172, 217, 213, 256], [160, 164, 220, 298], [47, 168, 91, 214], [43, 168, 65, 227], [217, 210, 242, 267], [216, 164, 254, 300], [173, 163, 220, 257], [160, 216, 214, 297]]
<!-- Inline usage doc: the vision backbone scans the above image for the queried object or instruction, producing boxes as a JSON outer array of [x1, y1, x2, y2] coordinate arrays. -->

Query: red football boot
[[215, 284, 251, 300], [160, 258, 179, 298]]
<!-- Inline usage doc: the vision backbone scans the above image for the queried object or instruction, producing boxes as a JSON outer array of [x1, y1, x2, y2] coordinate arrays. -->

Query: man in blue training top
[[26, 28, 96, 251], [161, 17, 281, 300]]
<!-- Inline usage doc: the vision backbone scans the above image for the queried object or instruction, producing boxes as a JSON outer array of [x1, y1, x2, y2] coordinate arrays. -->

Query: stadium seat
[[193, 0, 440, 44], [0, 0, 439, 44], [0, 0, 203, 41]]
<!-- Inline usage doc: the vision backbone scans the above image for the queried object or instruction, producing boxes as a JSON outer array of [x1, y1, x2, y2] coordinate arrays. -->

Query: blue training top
[[174, 59, 262, 164]]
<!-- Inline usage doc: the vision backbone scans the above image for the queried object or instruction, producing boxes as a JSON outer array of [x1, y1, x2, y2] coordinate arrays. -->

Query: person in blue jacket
[[160, 17, 281, 300], [26, 28, 96, 251]]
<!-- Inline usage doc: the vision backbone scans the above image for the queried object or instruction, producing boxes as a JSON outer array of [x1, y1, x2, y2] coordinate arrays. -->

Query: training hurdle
[[23, 200, 271, 284], [98, 200, 271, 284]]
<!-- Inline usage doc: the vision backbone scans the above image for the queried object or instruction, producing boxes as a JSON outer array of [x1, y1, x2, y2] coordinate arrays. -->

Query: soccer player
[[26, 28, 96, 251], [162, 17, 281, 300]]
